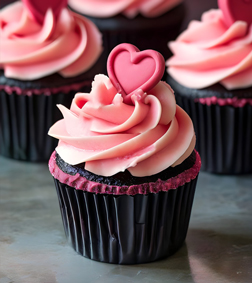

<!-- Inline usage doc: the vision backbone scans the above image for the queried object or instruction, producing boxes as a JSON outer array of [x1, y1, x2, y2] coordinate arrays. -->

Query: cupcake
[[48, 43, 201, 264], [68, 0, 186, 66], [166, 1, 252, 174], [0, 0, 103, 161]]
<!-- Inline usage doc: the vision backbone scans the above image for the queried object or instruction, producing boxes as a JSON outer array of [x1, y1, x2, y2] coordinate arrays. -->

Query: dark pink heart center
[[107, 44, 165, 104], [114, 51, 156, 95]]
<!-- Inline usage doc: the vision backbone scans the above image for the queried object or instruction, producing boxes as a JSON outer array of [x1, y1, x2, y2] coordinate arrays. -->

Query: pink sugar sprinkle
[[0, 81, 91, 96], [48, 150, 201, 196], [195, 96, 252, 107]]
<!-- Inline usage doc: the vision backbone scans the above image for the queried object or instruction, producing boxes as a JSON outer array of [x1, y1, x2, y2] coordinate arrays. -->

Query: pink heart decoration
[[218, 0, 252, 27], [22, 0, 67, 24], [107, 43, 165, 104]]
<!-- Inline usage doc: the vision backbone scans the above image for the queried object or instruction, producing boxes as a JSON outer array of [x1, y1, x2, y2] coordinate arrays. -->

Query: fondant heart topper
[[107, 43, 165, 105], [218, 0, 252, 27], [22, 0, 67, 24]]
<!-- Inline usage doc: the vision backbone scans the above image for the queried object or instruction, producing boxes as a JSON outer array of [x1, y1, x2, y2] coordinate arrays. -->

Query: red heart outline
[[23, 0, 67, 24], [107, 43, 165, 104]]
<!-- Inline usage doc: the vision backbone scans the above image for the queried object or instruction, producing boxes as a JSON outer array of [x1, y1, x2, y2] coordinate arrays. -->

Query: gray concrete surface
[[0, 156, 251, 283]]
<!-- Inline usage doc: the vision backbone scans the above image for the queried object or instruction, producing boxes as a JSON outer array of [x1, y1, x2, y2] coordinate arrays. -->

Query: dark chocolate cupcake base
[[55, 150, 197, 187], [54, 176, 198, 264], [49, 149, 201, 264], [167, 75, 252, 174]]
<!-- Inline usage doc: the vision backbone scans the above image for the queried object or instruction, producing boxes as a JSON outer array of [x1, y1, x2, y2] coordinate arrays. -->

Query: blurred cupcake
[[0, 0, 103, 161], [48, 43, 201, 264], [68, 0, 186, 66], [166, 4, 252, 174]]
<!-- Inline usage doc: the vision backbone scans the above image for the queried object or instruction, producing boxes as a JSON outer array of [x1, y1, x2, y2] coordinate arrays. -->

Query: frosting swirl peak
[[49, 74, 195, 177], [167, 9, 252, 90], [0, 1, 102, 80]]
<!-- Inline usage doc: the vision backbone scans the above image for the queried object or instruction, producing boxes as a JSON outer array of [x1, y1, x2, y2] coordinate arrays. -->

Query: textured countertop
[[1, 0, 252, 282], [0, 156, 252, 283]]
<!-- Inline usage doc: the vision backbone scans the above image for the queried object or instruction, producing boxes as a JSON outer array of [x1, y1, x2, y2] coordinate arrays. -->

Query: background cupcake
[[166, 3, 252, 174], [48, 43, 201, 264], [68, 0, 186, 69], [0, 0, 103, 161]]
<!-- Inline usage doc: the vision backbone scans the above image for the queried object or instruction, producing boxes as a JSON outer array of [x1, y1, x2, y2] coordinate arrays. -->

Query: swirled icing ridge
[[167, 9, 252, 90], [49, 74, 196, 177], [0, 1, 102, 80]]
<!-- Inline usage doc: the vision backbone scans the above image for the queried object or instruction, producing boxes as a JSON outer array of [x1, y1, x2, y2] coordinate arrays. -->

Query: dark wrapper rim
[[175, 94, 252, 174], [53, 176, 198, 264]]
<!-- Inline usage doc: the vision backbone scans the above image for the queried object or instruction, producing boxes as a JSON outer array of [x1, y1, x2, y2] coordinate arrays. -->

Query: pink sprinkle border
[[0, 80, 91, 96], [48, 150, 201, 196], [194, 96, 252, 107]]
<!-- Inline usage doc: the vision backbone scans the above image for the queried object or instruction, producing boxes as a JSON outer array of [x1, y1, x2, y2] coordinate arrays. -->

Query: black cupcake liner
[[175, 94, 252, 174], [1, 88, 82, 162], [82, 3, 186, 68], [53, 176, 198, 264]]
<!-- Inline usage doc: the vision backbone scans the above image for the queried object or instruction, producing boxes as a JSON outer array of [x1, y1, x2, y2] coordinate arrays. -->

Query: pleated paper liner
[[175, 94, 252, 174], [53, 176, 198, 264], [0, 86, 91, 162]]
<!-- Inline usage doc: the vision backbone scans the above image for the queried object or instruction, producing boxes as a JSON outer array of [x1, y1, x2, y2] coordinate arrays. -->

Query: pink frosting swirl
[[0, 1, 102, 80], [166, 9, 252, 90], [48, 74, 195, 177], [69, 0, 182, 18]]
